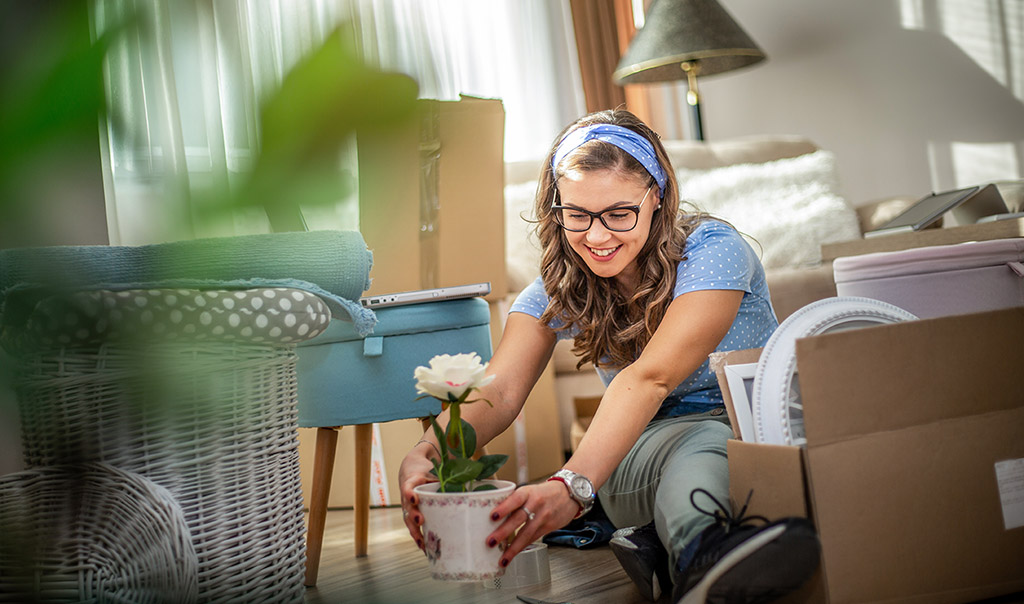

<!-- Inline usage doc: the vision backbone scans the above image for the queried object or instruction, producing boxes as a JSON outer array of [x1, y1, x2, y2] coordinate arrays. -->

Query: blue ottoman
[[294, 296, 493, 583]]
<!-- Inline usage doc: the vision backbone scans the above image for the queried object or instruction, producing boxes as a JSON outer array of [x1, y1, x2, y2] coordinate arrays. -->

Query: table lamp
[[613, 0, 766, 140]]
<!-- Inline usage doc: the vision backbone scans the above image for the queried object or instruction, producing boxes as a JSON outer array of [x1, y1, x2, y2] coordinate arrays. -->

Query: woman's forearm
[[562, 367, 669, 489]]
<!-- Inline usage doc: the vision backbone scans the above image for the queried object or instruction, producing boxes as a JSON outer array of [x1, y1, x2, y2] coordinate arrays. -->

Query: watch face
[[570, 475, 594, 500]]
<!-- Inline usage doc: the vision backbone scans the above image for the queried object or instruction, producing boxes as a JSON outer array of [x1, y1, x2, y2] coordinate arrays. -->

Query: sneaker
[[671, 489, 821, 604], [609, 521, 671, 601]]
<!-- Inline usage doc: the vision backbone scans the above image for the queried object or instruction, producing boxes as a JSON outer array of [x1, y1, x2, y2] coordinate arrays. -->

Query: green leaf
[[429, 415, 448, 458], [465, 396, 494, 408], [444, 458, 483, 485], [459, 419, 477, 458], [473, 483, 498, 491], [475, 454, 508, 480]]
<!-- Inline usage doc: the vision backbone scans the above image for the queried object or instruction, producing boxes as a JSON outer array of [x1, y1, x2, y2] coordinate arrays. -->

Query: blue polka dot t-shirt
[[509, 219, 779, 420]]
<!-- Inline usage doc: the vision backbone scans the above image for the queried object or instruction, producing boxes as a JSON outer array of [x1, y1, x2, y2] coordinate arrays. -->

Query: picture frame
[[723, 362, 759, 442]]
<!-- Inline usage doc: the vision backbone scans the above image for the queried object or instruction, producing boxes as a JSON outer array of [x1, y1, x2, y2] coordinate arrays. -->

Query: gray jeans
[[598, 410, 732, 571]]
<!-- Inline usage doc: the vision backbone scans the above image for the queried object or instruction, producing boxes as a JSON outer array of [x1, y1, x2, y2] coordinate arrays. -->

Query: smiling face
[[555, 168, 658, 288]]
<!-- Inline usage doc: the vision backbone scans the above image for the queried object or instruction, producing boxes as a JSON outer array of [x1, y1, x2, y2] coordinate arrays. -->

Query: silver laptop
[[359, 282, 491, 308]]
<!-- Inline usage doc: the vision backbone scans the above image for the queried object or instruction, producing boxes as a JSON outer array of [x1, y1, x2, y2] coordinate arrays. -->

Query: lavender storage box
[[833, 238, 1024, 319]]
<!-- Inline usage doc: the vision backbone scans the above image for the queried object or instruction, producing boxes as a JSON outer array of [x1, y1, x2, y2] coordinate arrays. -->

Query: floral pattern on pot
[[430, 569, 504, 581], [424, 531, 442, 563], [414, 479, 515, 582], [417, 493, 508, 508]]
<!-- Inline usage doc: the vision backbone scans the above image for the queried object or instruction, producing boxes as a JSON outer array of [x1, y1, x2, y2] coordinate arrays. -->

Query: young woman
[[398, 110, 819, 603]]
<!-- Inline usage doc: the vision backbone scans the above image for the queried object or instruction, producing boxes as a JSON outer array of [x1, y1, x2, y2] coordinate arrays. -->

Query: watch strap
[[548, 470, 594, 519]]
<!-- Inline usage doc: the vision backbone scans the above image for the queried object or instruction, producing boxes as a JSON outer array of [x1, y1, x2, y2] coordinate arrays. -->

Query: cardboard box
[[569, 395, 601, 453], [717, 308, 1024, 603], [359, 96, 507, 300], [487, 296, 566, 483], [298, 420, 425, 509]]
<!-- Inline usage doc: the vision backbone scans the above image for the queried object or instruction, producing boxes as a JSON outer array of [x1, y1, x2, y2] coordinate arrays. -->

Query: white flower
[[414, 353, 495, 401]]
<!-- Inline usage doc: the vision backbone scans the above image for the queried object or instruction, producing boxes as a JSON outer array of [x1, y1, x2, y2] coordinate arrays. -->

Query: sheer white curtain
[[352, 0, 586, 162], [94, 0, 585, 244], [93, 0, 355, 244]]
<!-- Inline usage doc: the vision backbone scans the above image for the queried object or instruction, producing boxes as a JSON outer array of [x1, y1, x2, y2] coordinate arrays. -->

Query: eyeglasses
[[552, 185, 653, 232]]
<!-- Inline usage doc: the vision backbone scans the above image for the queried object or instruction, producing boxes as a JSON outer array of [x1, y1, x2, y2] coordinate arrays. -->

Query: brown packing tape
[[361, 96, 507, 300], [435, 96, 508, 301]]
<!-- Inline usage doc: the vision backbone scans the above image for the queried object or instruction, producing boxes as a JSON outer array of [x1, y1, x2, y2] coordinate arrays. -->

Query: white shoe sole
[[677, 523, 787, 604]]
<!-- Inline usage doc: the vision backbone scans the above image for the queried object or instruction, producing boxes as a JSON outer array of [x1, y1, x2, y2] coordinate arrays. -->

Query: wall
[[650, 0, 1024, 208]]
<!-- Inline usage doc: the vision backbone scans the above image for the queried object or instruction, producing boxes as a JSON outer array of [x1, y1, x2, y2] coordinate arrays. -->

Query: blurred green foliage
[[0, 0, 419, 476], [0, 0, 419, 240], [0, 1, 111, 232], [221, 26, 419, 230]]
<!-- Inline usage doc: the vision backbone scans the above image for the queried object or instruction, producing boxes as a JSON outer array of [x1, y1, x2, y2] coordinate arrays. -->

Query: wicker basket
[[0, 463, 198, 603], [6, 288, 331, 603]]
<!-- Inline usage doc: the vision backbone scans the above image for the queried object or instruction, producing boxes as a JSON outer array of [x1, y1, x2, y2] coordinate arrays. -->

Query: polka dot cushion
[[4, 287, 331, 351]]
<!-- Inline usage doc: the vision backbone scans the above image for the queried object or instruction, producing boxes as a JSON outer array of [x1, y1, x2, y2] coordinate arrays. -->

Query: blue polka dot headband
[[551, 124, 667, 199]]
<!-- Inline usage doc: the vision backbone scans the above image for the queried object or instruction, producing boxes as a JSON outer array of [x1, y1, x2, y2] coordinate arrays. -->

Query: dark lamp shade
[[614, 0, 766, 84]]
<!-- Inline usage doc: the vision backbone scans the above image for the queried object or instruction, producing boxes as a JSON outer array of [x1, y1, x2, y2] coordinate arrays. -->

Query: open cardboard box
[[712, 308, 1024, 603]]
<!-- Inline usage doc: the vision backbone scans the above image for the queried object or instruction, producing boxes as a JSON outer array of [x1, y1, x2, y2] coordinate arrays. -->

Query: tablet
[[949, 183, 1008, 226], [359, 282, 491, 308], [865, 186, 980, 238]]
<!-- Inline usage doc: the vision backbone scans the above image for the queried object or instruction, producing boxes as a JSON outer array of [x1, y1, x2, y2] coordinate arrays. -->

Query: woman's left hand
[[486, 479, 581, 568]]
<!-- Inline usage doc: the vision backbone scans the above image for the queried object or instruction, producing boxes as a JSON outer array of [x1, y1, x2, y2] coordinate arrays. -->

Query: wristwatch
[[548, 469, 595, 518]]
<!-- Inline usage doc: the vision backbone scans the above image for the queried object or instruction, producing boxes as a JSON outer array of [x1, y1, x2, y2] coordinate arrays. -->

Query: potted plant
[[411, 353, 513, 581]]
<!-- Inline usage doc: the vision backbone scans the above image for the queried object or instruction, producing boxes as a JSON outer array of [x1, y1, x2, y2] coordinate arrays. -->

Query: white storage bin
[[833, 238, 1024, 318]]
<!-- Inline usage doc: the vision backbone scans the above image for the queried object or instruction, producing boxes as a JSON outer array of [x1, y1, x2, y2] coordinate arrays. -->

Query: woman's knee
[[688, 419, 731, 456]]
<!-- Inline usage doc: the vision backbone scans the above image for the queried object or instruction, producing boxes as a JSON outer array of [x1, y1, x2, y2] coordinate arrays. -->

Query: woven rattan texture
[[7, 288, 327, 603], [0, 463, 198, 603], [13, 342, 308, 603]]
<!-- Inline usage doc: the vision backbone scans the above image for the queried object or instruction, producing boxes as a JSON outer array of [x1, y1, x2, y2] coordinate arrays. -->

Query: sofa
[[503, 135, 918, 450]]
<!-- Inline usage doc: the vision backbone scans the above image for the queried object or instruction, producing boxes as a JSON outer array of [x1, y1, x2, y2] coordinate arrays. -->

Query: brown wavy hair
[[536, 109, 705, 369]]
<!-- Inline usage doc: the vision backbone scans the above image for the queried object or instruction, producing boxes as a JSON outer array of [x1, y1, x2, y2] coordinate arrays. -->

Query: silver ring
[[402, 508, 409, 518], [522, 506, 535, 521]]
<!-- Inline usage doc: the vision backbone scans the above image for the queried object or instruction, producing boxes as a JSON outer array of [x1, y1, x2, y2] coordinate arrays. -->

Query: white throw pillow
[[676, 150, 861, 270], [504, 180, 544, 292]]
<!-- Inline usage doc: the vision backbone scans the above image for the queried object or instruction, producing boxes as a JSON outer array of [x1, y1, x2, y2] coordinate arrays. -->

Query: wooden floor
[[303, 507, 1024, 604], [303, 505, 648, 604]]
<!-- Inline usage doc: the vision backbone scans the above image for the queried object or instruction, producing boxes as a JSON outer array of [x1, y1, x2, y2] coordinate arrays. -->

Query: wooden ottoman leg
[[305, 427, 339, 587], [354, 423, 372, 557]]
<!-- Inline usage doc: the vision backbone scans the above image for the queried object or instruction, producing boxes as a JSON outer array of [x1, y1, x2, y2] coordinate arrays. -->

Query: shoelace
[[690, 487, 769, 538]]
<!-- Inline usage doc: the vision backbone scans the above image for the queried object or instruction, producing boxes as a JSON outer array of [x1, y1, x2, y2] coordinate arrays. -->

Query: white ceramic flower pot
[[413, 479, 515, 581]]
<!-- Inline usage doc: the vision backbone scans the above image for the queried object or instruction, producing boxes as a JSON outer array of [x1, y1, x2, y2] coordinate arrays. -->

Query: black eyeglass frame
[[551, 185, 654, 232]]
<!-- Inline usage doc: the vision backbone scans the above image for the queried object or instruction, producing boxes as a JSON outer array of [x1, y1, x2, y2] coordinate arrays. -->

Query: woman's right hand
[[398, 441, 438, 549]]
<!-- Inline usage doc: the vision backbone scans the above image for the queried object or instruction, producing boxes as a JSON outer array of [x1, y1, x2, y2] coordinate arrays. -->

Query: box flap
[[727, 439, 809, 521], [796, 307, 1024, 603], [796, 307, 1024, 444], [805, 405, 1024, 603]]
